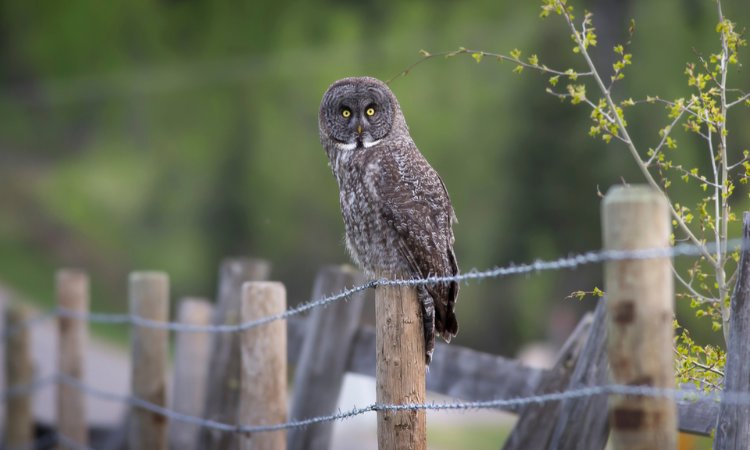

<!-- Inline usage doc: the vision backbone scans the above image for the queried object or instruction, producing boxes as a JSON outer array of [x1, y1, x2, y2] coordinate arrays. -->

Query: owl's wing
[[376, 148, 459, 341]]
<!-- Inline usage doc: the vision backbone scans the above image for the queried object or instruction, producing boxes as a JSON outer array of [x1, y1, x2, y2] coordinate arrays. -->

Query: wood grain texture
[[287, 266, 367, 450], [169, 298, 214, 450], [129, 272, 170, 450], [548, 296, 610, 450], [714, 211, 750, 449], [375, 284, 425, 450], [501, 312, 592, 450], [200, 258, 271, 450], [57, 269, 90, 450], [239, 282, 287, 450], [602, 185, 676, 450], [677, 396, 719, 436], [5, 302, 33, 448]]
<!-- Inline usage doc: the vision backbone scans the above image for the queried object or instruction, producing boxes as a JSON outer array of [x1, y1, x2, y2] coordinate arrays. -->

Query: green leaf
[[549, 75, 559, 86], [472, 52, 483, 63]]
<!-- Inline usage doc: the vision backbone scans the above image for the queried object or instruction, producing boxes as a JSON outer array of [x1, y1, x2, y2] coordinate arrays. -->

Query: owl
[[318, 76, 459, 365]]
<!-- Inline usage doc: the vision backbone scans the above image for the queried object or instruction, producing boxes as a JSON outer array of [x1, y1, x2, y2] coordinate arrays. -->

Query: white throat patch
[[363, 139, 382, 148], [334, 142, 357, 151]]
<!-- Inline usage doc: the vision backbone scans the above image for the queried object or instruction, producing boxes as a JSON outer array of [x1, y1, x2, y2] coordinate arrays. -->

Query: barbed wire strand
[[0, 239, 741, 445], [3, 374, 57, 400], [42, 238, 747, 336], [47, 373, 731, 434], [2, 309, 59, 340]]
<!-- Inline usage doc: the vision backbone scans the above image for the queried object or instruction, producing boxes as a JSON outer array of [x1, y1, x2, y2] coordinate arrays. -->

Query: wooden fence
[[3, 184, 749, 450]]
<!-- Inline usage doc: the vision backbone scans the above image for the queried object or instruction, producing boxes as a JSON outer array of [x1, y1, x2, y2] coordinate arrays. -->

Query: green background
[[1, 0, 749, 360]]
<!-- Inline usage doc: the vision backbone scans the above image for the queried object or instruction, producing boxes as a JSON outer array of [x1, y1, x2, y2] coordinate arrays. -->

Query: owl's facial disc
[[322, 81, 393, 149]]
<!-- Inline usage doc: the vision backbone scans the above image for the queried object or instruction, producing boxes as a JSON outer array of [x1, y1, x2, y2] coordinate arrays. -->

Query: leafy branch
[[392, 0, 748, 388]]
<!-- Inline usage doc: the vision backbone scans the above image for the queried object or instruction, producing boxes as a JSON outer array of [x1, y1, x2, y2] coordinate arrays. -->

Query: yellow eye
[[366, 108, 375, 116], [342, 110, 351, 118]]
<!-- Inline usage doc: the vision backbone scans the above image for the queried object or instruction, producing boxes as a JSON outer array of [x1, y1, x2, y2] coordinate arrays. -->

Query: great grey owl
[[318, 76, 459, 365]]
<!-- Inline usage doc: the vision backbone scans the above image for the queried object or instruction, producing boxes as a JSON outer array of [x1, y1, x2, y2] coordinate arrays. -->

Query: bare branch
[[386, 48, 593, 84]]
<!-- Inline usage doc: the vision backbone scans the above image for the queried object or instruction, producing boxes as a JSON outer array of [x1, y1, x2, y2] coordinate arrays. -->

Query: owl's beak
[[357, 125, 362, 134]]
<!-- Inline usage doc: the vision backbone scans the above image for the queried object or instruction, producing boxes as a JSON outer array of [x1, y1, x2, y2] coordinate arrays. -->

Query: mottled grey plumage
[[318, 76, 459, 365]]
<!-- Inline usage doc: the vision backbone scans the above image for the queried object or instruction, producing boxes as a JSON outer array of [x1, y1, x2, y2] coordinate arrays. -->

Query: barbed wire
[[1, 238, 740, 447], [3, 238, 744, 340], [2, 309, 58, 340], [3, 374, 57, 401], [0, 372, 733, 437]]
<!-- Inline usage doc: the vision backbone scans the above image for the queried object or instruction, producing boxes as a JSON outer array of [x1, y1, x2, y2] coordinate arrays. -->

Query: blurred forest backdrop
[[1, 0, 749, 356]]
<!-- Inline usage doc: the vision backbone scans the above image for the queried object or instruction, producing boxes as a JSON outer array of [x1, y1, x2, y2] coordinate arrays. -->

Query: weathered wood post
[[548, 296, 611, 450], [502, 312, 593, 450], [376, 283, 426, 450], [169, 298, 214, 450], [239, 282, 287, 450], [714, 211, 750, 449], [57, 269, 90, 449], [288, 266, 367, 450], [129, 272, 170, 450], [200, 258, 271, 450], [5, 303, 34, 448], [602, 185, 676, 450]]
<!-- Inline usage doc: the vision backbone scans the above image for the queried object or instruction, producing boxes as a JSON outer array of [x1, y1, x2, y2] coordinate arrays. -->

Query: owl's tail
[[419, 286, 436, 366]]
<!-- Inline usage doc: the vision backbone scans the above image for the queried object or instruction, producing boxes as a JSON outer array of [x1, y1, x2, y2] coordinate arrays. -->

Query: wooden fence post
[[287, 265, 367, 450], [502, 311, 593, 450], [57, 269, 90, 449], [129, 272, 169, 450], [548, 296, 611, 450], [602, 185, 676, 450], [169, 298, 214, 450], [5, 303, 34, 448], [239, 282, 287, 450], [375, 283, 425, 450], [714, 211, 750, 449], [200, 258, 271, 450]]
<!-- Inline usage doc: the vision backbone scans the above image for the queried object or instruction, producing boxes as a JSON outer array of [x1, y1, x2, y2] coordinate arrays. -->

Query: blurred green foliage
[[0, 0, 748, 355]]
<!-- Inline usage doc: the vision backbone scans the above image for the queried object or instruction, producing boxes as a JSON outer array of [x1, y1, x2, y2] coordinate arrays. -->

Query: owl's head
[[319, 77, 402, 151]]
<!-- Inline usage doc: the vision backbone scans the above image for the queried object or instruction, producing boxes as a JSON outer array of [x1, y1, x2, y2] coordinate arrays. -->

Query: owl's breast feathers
[[331, 141, 459, 344]]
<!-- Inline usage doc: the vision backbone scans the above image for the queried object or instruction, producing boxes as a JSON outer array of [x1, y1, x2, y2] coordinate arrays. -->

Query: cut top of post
[[129, 272, 170, 317], [602, 185, 670, 251]]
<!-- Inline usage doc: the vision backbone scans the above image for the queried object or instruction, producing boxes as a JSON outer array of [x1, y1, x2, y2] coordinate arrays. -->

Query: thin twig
[[645, 99, 696, 166], [672, 265, 719, 303], [386, 48, 592, 84], [726, 91, 750, 108]]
